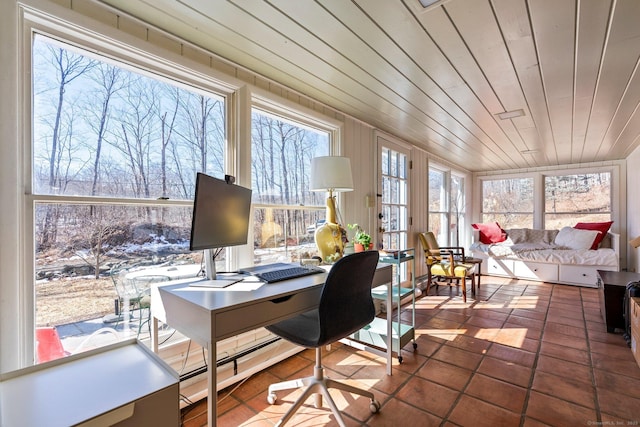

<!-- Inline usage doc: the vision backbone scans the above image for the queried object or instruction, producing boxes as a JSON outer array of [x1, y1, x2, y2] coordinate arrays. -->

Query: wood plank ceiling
[[99, 0, 640, 172]]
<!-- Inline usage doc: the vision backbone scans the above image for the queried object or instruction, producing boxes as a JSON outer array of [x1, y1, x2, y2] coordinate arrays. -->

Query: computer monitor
[[189, 172, 252, 280]]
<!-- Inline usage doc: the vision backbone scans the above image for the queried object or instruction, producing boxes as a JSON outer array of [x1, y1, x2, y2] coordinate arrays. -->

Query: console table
[[0, 339, 179, 427], [597, 270, 640, 333]]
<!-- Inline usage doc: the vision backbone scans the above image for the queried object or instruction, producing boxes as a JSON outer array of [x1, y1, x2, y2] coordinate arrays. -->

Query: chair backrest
[[111, 263, 169, 300], [419, 231, 440, 252], [418, 232, 442, 266], [316, 251, 379, 346]]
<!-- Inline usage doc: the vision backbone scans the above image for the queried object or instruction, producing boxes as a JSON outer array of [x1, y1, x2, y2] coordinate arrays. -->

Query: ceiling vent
[[418, 0, 451, 11], [496, 109, 525, 120]]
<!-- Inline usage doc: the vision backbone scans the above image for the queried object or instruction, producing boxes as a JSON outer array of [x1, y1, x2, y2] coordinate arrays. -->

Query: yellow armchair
[[418, 231, 476, 302]]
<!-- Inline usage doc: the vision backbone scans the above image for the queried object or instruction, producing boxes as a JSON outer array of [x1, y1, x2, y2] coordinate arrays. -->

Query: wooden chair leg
[[461, 277, 466, 302], [470, 273, 476, 295]]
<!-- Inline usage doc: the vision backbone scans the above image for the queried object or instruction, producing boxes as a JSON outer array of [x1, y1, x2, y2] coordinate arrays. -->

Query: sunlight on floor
[[506, 295, 540, 308], [416, 328, 467, 341]]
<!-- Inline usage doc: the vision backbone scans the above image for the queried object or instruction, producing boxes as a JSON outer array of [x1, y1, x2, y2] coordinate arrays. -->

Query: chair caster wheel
[[267, 393, 277, 405], [398, 356, 403, 364], [413, 342, 418, 350], [370, 400, 381, 413]]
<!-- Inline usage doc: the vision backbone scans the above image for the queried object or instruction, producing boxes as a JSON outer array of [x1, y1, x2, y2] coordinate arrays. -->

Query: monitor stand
[[192, 248, 242, 288], [204, 248, 218, 281]]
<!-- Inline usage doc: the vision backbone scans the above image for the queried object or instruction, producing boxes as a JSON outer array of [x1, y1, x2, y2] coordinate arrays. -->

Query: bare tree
[[85, 64, 124, 199], [35, 44, 95, 248], [159, 87, 181, 199], [108, 76, 158, 200], [177, 93, 224, 175]]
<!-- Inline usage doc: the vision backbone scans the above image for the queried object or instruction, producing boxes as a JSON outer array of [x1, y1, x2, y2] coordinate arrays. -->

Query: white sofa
[[470, 228, 620, 288]]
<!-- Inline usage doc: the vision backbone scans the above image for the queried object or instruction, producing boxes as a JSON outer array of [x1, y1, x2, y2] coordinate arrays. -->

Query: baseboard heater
[[179, 336, 281, 382]]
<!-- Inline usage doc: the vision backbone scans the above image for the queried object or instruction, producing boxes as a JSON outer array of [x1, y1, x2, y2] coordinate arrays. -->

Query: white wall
[[627, 145, 640, 272]]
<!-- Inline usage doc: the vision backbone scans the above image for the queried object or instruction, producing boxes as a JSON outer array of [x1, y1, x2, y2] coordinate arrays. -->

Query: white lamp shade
[[309, 156, 354, 192]]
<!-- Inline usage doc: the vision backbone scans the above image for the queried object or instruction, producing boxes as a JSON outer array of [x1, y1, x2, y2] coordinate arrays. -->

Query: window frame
[[428, 162, 467, 247], [16, 7, 244, 367], [543, 170, 613, 229], [9, 6, 348, 368], [246, 91, 343, 265], [475, 165, 619, 231], [478, 174, 536, 229]]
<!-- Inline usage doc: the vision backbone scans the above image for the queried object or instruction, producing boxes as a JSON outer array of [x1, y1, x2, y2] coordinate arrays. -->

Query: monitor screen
[[189, 173, 252, 251]]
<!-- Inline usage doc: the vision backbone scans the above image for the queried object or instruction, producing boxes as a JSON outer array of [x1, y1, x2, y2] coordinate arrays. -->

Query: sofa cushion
[[574, 221, 613, 250], [506, 228, 528, 244], [554, 226, 600, 250], [528, 228, 559, 244], [472, 222, 507, 244]]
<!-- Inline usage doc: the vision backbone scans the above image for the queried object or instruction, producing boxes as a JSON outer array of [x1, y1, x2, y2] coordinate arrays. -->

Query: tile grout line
[[582, 287, 603, 424], [435, 279, 512, 425], [518, 281, 553, 427]]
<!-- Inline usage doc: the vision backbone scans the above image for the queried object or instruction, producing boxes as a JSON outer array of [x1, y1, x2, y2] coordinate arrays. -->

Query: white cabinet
[[513, 261, 558, 282], [484, 258, 514, 277], [559, 264, 617, 288], [0, 339, 179, 427], [481, 256, 618, 288]]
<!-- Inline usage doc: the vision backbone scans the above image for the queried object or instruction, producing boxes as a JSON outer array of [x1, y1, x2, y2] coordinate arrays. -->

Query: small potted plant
[[348, 224, 372, 252]]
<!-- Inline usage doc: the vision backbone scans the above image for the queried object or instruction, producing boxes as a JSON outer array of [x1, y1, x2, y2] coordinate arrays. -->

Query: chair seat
[[431, 263, 472, 278], [266, 310, 321, 347]]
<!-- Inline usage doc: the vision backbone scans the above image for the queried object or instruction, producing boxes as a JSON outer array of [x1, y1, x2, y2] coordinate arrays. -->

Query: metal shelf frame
[[343, 248, 417, 375]]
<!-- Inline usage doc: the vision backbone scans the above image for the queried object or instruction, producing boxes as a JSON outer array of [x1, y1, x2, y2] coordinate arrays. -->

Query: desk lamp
[[310, 156, 353, 263]]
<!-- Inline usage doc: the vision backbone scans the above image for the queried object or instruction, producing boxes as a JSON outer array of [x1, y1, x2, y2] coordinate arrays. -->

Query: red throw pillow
[[574, 221, 613, 250], [472, 222, 507, 244]]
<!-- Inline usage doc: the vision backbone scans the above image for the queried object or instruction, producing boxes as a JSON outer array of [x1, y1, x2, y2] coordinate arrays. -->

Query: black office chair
[[265, 251, 381, 426]]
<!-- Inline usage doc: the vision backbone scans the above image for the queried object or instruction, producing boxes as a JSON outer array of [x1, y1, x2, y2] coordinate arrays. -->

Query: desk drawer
[[215, 287, 321, 340]]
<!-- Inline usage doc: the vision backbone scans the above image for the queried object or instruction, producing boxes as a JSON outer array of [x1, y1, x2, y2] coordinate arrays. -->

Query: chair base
[[427, 273, 475, 302], [267, 348, 380, 427]]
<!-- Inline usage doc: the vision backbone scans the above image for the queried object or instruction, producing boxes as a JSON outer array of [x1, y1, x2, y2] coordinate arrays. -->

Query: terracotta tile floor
[[180, 276, 640, 426]]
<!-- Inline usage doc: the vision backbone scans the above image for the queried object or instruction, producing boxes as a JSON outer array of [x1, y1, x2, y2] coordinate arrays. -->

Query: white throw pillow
[[554, 226, 600, 250]]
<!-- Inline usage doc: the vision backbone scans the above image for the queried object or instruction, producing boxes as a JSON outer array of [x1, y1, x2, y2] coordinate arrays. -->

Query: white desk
[[151, 263, 392, 427], [151, 273, 326, 427]]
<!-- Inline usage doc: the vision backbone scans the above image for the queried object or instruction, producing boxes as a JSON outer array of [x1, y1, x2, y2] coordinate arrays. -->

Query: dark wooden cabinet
[[597, 270, 640, 333]]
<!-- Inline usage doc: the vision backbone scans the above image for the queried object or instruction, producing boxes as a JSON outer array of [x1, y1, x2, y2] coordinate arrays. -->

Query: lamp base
[[314, 222, 347, 264]]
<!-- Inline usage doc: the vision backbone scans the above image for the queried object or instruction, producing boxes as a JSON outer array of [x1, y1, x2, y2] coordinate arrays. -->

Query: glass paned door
[[378, 136, 410, 282]]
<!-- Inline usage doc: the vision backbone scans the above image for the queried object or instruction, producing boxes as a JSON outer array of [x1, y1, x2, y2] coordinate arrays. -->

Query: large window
[[250, 108, 330, 264], [31, 34, 228, 361], [544, 172, 611, 229], [479, 169, 615, 231], [428, 165, 466, 246], [481, 177, 534, 228]]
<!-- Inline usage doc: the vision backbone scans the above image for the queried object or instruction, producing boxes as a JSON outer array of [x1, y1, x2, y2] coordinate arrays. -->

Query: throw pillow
[[472, 222, 507, 244], [506, 228, 528, 244], [527, 228, 559, 244], [574, 221, 613, 250], [554, 226, 600, 250]]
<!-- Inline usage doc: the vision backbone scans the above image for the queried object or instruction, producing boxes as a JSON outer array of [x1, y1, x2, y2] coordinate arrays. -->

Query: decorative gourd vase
[[315, 222, 347, 263], [314, 194, 347, 263]]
